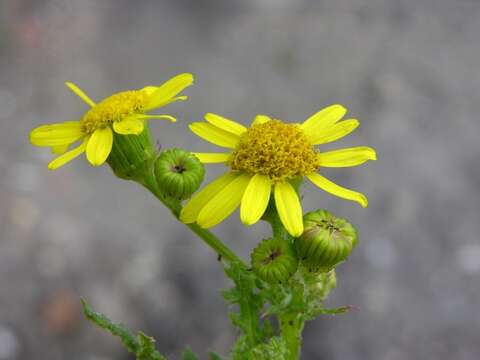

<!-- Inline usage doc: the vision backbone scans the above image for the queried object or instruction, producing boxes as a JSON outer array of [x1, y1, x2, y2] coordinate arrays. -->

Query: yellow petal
[[318, 146, 377, 167], [274, 181, 304, 237], [301, 104, 347, 134], [142, 86, 187, 105], [65, 82, 96, 107], [240, 174, 271, 226], [158, 96, 188, 107], [137, 114, 176, 122], [141, 86, 157, 96], [113, 117, 145, 135], [30, 122, 84, 147], [251, 114, 272, 126], [86, 127, 113, 166], [308, 119, 359, 145], [180, 172, 238, 223], [51, 144, 70, 154], [204, 113, 247, 136], [193, 153, 231, 163], [197, 173, 251, 228], [144, 73, 194, 111], [48, 137, 88, 170], [189, 123, 240, 148], [307, 172, 368, 208]]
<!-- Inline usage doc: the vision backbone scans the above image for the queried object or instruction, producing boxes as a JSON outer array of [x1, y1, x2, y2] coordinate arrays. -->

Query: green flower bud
[[107, 125, 156, 181], [251, 238, 298, 283], [295, 209, 358, 272], [154, 149, 205, 200]]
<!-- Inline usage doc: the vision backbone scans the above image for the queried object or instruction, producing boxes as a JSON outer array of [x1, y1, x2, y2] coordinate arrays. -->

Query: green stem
[[141, 165, 247, 268], [264, 205, 293, 243], [264, 203, 305, 359], [279, 313, 304, 360]]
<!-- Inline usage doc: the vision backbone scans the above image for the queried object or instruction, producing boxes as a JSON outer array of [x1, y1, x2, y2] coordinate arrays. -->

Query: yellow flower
[[180, 105, 376, 236], [30, 73, 194, 170]]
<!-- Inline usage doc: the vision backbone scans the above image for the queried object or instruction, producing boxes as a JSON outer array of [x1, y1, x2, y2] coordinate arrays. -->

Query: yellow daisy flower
[[30, 73, 194, 170], [180, 105, 376, 237]]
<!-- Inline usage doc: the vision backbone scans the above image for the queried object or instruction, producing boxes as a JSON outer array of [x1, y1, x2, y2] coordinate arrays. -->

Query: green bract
[[154, 149, 205, 200], [251, 238, 298, 283], [295, 209, 358, 272]]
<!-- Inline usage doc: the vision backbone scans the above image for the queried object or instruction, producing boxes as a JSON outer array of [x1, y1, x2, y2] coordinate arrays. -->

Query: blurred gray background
[[1, 0, 480, 359]]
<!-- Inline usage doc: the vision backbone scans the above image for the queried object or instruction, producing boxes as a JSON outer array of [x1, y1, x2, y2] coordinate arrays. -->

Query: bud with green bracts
[[251, 238, 298, 283], [154, 149, 205, 200], [107, 126, 156, 181], [295, 210, 358, 272]]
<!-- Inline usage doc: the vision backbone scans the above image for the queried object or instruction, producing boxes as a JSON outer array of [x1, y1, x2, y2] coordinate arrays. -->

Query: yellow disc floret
[[81, 90, 148, 133], [228, 120, 320, 182]]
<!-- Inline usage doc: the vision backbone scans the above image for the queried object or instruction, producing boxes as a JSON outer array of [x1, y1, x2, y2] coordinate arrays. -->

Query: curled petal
[[113, 117, 145, 135], [138, 114, 176, 122]]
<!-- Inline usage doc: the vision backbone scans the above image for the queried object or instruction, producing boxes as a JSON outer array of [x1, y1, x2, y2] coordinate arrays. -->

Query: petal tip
[[359, 197, 369, 208], [176, 73, 194, 86], [290, 229, 304, 237]]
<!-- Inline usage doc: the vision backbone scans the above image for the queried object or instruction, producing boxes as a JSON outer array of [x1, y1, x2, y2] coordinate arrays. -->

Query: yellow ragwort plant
[[30, 73, 377, 360]]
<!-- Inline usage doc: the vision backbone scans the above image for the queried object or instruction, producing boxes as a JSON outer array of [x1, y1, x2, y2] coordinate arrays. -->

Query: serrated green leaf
[[313, 305, 353, 316], [137, 332, 166, 360], [81, 299, 167, 360], [82, 299, 138, 353], [221, 288, 240, 303]]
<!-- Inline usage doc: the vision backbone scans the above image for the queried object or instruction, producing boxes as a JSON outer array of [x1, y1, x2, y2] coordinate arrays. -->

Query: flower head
[[180, 105, 376, 236], [30, 73, 194, 170]]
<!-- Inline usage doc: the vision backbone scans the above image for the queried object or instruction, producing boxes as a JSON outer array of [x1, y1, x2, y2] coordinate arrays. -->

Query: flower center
[[228, 120, 319, 182], [81, 90, 147, 133]]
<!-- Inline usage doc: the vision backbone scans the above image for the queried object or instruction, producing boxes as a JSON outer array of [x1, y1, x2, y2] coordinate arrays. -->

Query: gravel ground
[[1, 0, 480, 359]]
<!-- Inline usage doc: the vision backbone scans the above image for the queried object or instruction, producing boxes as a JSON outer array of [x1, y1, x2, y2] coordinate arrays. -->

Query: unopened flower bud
[[295, 210, 357, 272], [251, 238, 298, 283], [154, 149, 204, 200]]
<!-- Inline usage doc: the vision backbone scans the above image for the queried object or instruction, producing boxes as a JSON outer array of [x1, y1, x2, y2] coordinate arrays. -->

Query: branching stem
[[141, 165, 248, 268]]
